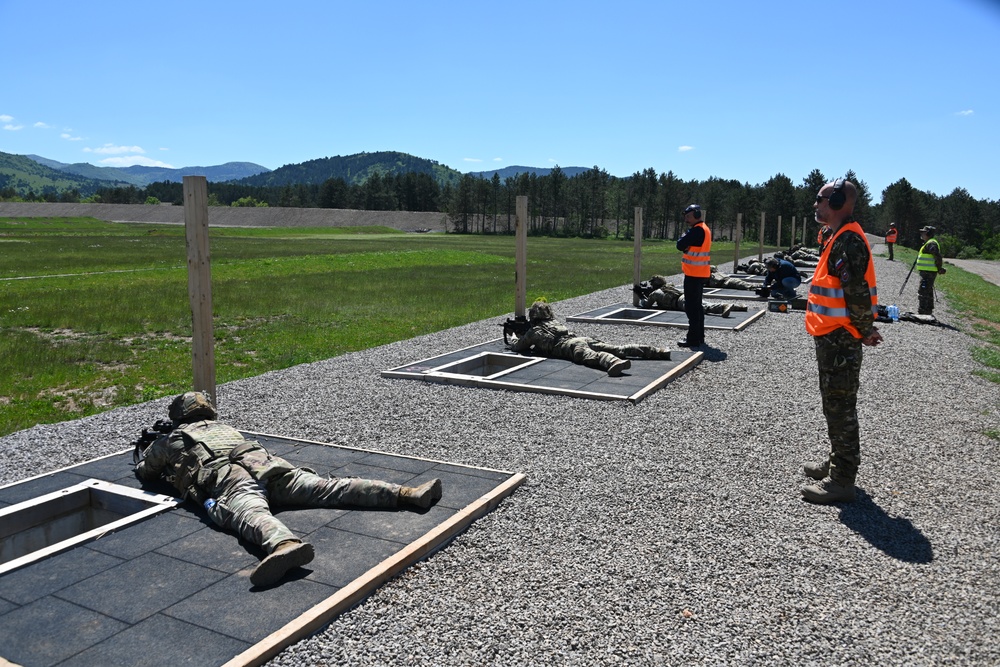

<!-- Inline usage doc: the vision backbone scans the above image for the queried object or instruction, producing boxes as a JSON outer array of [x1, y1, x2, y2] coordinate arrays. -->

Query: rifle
[[500, 316, 531, 345], [899, 255, 919, 296], [131, 418, 176, 465], [633, 281, 655, 300]]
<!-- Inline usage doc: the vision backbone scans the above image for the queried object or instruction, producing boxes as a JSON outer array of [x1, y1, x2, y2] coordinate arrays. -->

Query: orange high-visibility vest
[[885, 228, 898, 243], [805, 221, 878, 339], [681, 222, 712, 278], [817, 226, 827, 245]]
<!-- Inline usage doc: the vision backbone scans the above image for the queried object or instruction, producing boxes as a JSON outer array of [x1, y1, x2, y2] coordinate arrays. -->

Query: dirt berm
[[0, 202, 451, 232]]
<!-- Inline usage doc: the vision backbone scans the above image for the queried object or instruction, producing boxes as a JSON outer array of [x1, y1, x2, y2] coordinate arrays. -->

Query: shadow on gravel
[[696, 344, 728, 362], [838, 488, 934, 563]]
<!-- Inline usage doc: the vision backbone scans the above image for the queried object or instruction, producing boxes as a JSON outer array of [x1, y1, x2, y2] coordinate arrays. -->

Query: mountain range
[[0, 150, 590, 198]]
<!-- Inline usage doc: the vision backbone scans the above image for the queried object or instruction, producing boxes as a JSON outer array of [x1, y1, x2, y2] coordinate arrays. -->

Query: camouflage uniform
[[639, 284, 740, 316], [812, 230, 875, 485], [136, 420, 402, 554], [917, 237, 943, 315], [707, 268, 758, 290], [509, 319, 668, 371]]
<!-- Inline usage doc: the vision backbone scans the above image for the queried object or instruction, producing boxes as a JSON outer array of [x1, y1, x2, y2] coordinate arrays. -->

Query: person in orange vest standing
[[676, 204, 711, 347], [802, 178, 883, 504], [885, 222, 898, 260]]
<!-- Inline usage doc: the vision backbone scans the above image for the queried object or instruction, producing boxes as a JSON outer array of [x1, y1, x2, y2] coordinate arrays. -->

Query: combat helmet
[[528, 300, 554, 323], [168, 391, 217, 424]]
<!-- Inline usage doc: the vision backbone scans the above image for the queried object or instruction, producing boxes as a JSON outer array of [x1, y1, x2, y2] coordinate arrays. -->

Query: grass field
[[3, 217, 997, 438], [0, 217, 729, 436]]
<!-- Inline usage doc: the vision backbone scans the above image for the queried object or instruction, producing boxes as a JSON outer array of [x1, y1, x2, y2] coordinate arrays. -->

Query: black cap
[[683, 204, 701, 215]]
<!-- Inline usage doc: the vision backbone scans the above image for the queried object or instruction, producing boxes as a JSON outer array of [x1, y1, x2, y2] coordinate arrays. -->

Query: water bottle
[[888, 304, 899, 322]]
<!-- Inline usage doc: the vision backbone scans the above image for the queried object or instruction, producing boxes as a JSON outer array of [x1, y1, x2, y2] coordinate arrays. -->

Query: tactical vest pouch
[[229, 440, 296, 484]]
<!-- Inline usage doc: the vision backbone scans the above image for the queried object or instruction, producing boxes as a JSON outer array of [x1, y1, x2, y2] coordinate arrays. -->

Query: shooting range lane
[[0, 435, 523, 667], [568, 303, 766, 332], [382, 339, 703, 403]]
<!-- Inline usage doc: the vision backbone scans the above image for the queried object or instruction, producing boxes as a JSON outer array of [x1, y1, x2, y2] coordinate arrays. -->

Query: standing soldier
[[676, 204, 711, 347], [802, 178, 883, 504], [916, 226, 946, 315], [884, 222, 898, 261]]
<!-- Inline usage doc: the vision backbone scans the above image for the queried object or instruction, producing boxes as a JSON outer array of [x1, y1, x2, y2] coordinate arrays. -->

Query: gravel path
[[1, 241, 997, 666]]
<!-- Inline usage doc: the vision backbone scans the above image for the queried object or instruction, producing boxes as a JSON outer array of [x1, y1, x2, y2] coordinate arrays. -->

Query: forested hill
[[467, 165, 590, 180], [0, 151, 129, 197], [25, 155, 270, 187], [236, 151, 464, 188]]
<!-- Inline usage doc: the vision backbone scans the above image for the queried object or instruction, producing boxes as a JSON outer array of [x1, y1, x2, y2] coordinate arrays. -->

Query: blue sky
[[3, 0, 999, 201]]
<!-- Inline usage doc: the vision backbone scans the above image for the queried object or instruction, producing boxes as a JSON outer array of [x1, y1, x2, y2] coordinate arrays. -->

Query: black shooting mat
[[0, 434, 522, 667], [567, 303, 766, 331], [382, 338, 703, 403]]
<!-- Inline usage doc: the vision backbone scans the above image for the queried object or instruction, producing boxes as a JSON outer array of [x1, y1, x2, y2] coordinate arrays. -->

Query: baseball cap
[[919, 226, 936, 234], [683, 204, 701, 215]]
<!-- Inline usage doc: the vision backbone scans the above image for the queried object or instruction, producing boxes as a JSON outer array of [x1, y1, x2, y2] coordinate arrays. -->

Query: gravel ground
[[1, 239, 998, 666]]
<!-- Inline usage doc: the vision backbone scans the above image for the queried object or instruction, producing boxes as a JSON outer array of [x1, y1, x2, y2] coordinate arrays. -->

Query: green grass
[[2, 217, 746, 436]]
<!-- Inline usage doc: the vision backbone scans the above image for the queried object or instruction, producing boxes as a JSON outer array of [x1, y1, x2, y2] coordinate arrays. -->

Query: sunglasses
[[815, 195, 829, 203]]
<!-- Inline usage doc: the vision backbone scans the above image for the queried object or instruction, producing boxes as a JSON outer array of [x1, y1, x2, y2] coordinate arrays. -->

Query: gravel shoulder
[[1, 242, 998, 665]]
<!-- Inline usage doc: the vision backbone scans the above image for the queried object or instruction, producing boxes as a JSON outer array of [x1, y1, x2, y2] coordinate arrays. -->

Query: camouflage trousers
[[205, 460, 401, 554], [814, 328, 864, 484], [918, 271, 937, 314]]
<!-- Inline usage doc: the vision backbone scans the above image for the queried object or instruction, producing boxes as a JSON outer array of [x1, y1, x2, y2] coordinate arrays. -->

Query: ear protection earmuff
[[829, 178, 847, 211]]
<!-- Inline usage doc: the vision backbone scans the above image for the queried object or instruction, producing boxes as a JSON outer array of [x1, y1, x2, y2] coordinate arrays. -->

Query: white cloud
[[955, 109, 974, 116], [0, 114, 12, 122], [99, 155, 174, 168], [3, 123, 24, 131], [61, 133, 83, 141], [84, 143, 146, 155], [159, 147, 169, 151], [34, 121, 51, 129], [548, 158, 557, 163], [678, 145, 694, 152], [493, 157, 503, 162], [463, 157, 483, 163]]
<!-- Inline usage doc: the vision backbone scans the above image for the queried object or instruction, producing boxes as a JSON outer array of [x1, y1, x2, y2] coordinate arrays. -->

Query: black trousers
[[683, 275, 707, 344]]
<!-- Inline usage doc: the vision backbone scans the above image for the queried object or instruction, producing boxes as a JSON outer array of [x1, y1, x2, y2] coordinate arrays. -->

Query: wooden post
[[791, 216, 797, 247], [632, 207, 643, 306], [515, 195, 528, 318], [183, 176, 216, 403], [757, 211, 765, 261], [733, 213, 742, 271], [777, 215, 782, 250]]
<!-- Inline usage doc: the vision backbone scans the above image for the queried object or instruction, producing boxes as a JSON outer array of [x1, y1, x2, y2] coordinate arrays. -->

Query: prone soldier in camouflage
[[508, 300, 672, 376], [638, 276, 748, 317], [707, 265, 758, 291], [802, 179, 883, 504], [135, 392, 443, 587]]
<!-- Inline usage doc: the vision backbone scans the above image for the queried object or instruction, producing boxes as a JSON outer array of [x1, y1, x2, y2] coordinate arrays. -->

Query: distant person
[[707, 265, 758, 291], [676, 204, 711, 347], [915, 225, 946, 315], [885, 222, 898, 261], [802, 178, 882, 504], [135, 392, 443, 587], [763, 257, 802, 300], [508, 300, 672, 375]]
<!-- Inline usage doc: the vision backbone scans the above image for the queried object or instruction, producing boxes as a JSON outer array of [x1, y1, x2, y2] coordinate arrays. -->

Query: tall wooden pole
[[515, 195, 528, 318], [632, 207, 643, 306], [777, 215, 783, 250], [733, 213, 742, 271], [758, 211, 765, 261], [183, 176, 216, 403], [791, 216, 797, 247]]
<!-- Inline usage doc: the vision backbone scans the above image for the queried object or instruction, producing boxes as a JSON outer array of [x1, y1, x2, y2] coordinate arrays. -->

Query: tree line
[[4, 167, 997, 259]]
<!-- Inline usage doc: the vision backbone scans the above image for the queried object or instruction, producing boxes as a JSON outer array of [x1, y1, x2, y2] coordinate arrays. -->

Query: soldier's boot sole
[[801, 477, 856, 504], [803, 460, 829, 480], [251, 540, 315, 587], [607, 359, 631, 376], [400, 478, 443, 509], [720, 305, 732, 318]]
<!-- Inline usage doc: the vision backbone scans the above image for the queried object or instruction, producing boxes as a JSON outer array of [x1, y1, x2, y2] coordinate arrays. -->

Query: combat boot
[[801, 477, 856, 504], [399, 478, 443, 509], [608, 359, 631, 376], [651, 348, 671, 360], [803, 460, 829, 480], [251, 540, 315, 587], [720, 304, 732, 318]]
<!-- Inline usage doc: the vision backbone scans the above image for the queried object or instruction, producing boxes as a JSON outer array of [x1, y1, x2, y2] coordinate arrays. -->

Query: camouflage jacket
[[826, 228, 876, 338], [510, 320, 576, 355], [640, 285, 683, 310]]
